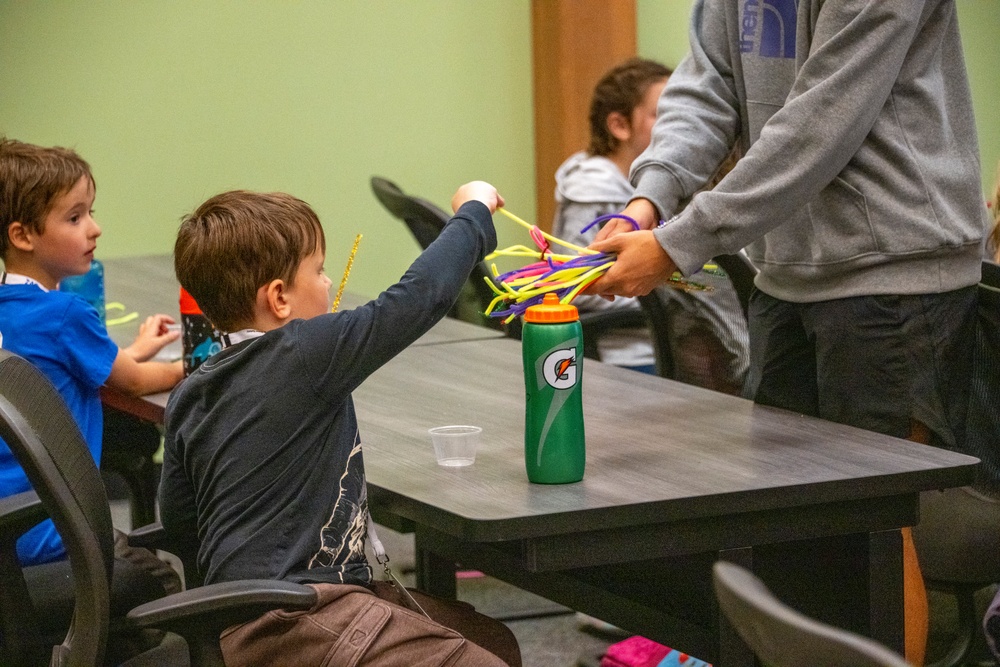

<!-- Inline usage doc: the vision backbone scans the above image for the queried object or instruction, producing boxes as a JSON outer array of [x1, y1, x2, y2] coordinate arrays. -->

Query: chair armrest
[[127, 521, 168, 550], [0, 490, 46, 539], [128, 580, 316, 666], [578, 308, 651, 361], [127, 579, 316, 633], [0, 491, 47, 664]]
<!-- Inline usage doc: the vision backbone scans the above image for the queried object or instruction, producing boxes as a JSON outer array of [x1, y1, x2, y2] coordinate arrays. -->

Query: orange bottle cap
[[523, 293, 579, 323]]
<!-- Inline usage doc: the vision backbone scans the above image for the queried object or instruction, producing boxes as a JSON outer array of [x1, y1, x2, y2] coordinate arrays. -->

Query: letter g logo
[[542, 349, 577, 390]]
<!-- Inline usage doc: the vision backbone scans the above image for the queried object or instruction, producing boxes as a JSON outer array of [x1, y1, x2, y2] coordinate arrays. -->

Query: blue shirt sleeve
[[57, 296, 118, 389]]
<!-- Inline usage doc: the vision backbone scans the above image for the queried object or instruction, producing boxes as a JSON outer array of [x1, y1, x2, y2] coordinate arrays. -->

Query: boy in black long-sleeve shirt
[[160, 183, 520, 666]]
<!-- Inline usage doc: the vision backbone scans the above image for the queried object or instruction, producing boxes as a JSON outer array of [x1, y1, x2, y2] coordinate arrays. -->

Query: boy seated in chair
[[0, 137, 182, 565], [159, 184, 521, 666], [0, 136, 183, 662]]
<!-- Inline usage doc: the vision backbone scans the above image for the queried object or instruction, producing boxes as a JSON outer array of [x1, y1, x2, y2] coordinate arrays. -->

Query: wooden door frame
[[531, 0, 637, 231]]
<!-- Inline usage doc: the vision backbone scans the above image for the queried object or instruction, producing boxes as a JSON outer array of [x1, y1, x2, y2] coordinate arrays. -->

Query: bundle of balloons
[[484, 209, 715, 324]]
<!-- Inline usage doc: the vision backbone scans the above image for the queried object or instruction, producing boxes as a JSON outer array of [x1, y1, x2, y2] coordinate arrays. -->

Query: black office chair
[[635, 254, 753, 392], [912, 260, 1000, 667], [635, 291, 677, 379], [370, 176, 650, 357], [713, 560, 911, 667], [964, 260, 1000, 494], [0, 349, 317, 666]]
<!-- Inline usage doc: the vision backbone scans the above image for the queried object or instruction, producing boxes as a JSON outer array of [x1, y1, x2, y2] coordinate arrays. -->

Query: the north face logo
[[740, 0, 797, 58]]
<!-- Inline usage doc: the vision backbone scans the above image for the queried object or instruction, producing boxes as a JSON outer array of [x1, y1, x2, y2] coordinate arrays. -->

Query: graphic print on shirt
[[307, 433, 368, 580], [740, 0, 797, 58]]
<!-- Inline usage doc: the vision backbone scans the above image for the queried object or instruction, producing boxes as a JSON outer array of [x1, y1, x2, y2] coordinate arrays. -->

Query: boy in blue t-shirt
[[0, 137, 184, 566]]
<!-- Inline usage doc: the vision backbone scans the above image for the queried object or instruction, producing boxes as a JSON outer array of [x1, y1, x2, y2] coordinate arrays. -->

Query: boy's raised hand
[[124, 314, 181, 362], [451, 181, 504, 214]]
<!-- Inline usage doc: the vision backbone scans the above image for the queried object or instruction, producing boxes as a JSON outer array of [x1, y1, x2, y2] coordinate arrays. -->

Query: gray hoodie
[[632, 0, 990, 303]]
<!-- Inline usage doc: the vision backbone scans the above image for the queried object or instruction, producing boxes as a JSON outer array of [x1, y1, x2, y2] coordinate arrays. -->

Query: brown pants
[[221, 581, 521, 667]]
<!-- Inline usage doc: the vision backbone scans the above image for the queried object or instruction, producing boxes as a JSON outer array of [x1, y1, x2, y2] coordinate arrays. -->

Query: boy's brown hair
[[0, 137, 94, 259], [175, 190, 326, 331], [588, 58, 672, 157]]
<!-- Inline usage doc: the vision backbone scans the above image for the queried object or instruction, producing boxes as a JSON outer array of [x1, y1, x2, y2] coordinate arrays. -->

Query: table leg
[[731, 530, 906, 657], [415, 530, 457, 599], [100, 406, 160, 528], [869, 528, 905, 654]]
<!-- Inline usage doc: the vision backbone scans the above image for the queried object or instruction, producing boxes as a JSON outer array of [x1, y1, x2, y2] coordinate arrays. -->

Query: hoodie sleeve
[[630, 0, 743, 223]]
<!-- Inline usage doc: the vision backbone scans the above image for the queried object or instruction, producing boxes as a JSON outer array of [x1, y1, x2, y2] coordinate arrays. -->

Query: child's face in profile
[[284, 246, 332, 321], [624, 77, 669, 162], [32, 175, 100, 288]]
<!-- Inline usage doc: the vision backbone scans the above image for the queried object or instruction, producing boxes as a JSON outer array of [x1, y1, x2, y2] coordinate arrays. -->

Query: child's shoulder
[[33, 288, 98, 326], [1, 283, 75, 318], [14, 289, 115, 346]]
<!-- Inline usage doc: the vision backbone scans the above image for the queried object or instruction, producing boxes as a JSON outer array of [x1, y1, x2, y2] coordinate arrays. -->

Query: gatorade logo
[[535, 347, 580, 464], [542, 349, 577, 390]]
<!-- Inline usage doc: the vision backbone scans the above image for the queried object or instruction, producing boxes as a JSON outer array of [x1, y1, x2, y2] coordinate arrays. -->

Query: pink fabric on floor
[[600, 636, 712, 667]]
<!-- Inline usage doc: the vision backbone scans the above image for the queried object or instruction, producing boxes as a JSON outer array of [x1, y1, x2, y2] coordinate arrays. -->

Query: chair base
[[926, 582, 996, 667]]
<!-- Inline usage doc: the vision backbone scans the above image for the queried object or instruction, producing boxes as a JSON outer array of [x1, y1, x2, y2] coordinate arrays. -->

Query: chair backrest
[[968, 260, 1000, 492], [370, 176, 511, 334], [636, 291, 676, 378], [712, 252, 757, 318], [0, 349, 115, 667], [635, 255, 752, 387], [370, 176, 446, 250], [713, 561, 910, 667]]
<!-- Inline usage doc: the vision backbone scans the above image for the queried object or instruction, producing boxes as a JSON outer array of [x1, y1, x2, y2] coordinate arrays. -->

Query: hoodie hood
[[554, 152, 633, 205]]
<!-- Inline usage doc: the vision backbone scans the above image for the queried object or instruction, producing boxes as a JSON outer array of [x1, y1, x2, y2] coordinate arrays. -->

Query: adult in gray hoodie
[[590, 0, 990, 455]]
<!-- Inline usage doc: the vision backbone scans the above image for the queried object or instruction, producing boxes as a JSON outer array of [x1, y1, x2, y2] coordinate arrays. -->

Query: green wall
[[2, 1, 997, 299], [0, 1, 534, 297], [957, 0, 1000, 194]]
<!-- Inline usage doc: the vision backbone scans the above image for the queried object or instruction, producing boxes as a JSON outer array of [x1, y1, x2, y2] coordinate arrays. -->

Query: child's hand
[[451, 181, 505, 214], [124, 314, 181, 362]]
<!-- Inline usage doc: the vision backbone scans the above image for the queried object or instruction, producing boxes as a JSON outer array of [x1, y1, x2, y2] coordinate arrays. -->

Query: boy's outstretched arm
[[315, 180, 502, 388], [106, 350, 183, 396], [123, 314, 180, 362], [451, 181, 504, 214]]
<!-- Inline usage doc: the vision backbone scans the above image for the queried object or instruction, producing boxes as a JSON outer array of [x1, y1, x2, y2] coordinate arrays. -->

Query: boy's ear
[[261, 278, 293, 321], [606, 111, 632, 143], [6, 221, 35, 252]]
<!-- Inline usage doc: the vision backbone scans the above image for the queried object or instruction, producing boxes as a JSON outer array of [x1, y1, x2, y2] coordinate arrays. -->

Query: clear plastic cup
[[429, 425, 481, 467]]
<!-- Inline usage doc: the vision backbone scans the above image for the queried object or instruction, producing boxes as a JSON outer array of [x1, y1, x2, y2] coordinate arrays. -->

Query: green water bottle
[[522, 293, 585, 484]]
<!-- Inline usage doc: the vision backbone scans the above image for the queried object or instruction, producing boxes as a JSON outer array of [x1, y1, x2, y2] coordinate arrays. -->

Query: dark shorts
[[745, 286, 978, 450]]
